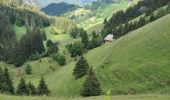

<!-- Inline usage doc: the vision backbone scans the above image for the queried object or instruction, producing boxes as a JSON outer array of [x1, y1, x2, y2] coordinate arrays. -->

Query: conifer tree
[[81, 67, 102, 96], [0, 67, 4, 93], [27, 81, 37, 96], [11, 43, 24, 67], [4, 67, 15, 94], [37, 77, 49, 96], [16, 78, 28, 95], [81, 31, 89, 49], [73, 55, 89, 79]]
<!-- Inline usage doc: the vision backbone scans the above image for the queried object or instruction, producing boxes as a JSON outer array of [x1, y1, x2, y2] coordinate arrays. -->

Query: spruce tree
[[27, 81, 37, 96], [11, 43, 24, 67], [73, 55, 89, 79], [0, 67, 4, 93], [37, 77, 49, 96], [4, 67, 14, 94], [16, 78, 28, 95], [81, 67, 102, 96], [81, 31, 89, 49]]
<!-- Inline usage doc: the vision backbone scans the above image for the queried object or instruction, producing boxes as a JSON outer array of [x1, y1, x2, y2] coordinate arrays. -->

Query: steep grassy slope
[[47, 13, 170, 96], [6, 13, 170, 98]]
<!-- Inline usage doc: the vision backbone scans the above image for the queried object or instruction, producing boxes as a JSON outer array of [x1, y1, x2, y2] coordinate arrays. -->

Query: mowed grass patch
[[13, 25, 26, 40]]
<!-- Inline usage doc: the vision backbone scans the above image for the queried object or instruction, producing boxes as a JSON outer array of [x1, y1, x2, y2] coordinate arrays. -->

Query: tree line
[[103, 0, 170, 39], [67, 28, 103, 58], [0, 67, 49, 96], [0, 24, 46, 67]]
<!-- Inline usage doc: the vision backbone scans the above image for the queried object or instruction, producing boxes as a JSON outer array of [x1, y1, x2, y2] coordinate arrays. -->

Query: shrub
[[25, 64, 32, 75], [53, 54, 66, 66]]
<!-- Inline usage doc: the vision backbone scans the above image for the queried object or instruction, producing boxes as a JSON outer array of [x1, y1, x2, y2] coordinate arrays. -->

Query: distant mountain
[[42, 2, 79, 16], [22, 0, 97, 7]]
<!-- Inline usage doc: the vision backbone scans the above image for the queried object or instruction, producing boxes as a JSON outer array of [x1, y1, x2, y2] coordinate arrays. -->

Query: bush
[[29, 53, 40, 61], [25, 64, 32, 75], [47, 42, 59, 56], [66, 42, 84, 57], [46, 40, 54, 48], [53, 54, 66, 66]]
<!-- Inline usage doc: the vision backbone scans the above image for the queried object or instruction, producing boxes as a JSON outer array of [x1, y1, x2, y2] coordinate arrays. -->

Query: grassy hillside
[[5, 13, 170, 97], [79, 0, 139, 33]]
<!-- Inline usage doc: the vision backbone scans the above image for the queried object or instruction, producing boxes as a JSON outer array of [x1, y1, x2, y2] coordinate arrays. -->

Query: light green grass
[[4, 14, 170, 97], [13, 25, 26, 40], [81, 0, 139, 33]]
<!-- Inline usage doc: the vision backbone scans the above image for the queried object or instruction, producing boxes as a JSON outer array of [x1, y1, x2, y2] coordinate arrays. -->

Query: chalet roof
[[104, 34, 114, 41]]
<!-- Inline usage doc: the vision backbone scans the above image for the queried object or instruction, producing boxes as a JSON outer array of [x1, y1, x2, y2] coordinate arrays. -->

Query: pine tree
[[37, 77, 49, 96], [0, 67, 4, 93], [11, 43, 24, 67], [73, 55, 89, 79], [16, 78, 28, 95], [81, 31, 89, 49], [27, 81, 37, 96], [103, 18, 107, 25], [81, 67, 102, 96], [4, 67, 15, 94]]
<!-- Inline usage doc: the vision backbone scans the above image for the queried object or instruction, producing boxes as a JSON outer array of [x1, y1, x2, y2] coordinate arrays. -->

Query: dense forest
[[0, 0, 51, 67], [0, 0, 51, 27]]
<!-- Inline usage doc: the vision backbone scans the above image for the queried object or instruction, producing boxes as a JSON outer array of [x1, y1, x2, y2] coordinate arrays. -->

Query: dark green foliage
[[20, 27, 45, 61], [103, 0, 170, 39], [0, 67, 14, 94], [16, 78, 28, 96], [42, 2, 79, 16], [81, 67, 102, 96], [25, 64, 32, 75], [69, 28, 79, 38], [46, 39, 54, 48], [41, 30, 47, 41], [66, 42, 84, 57], [37, 77, 50, 96], [0, 1, 51, 27], [73, 55, 89, 79], [88, 31, 103, 49], [0, 12, 16, 46], [0, 67, 3, 93], [0, 46, 3, 61], [53, 54, 66, 66], [3, 68, 15, 94], [166, 2, 170, 13], [11, 43, 24, 67], [81, 29, 89, 49], [103, 18, 107, 25], [47, 42, 59, 55], [27, 81, 37, 96]]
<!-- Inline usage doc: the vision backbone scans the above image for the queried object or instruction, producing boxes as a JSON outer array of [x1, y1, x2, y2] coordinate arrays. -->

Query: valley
[[0, 0, 170, 100]]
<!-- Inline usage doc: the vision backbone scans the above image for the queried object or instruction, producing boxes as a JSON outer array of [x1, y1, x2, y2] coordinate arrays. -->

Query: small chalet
[[104, 34, 114, 43]]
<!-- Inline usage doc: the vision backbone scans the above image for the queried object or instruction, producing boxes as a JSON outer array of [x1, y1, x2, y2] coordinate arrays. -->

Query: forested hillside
[[42, 2, 79, 16]]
